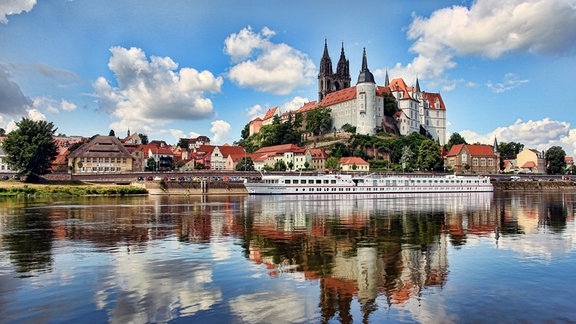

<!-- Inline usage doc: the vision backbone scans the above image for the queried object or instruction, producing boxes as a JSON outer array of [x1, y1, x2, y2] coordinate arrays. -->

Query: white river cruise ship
[[243, 173, 493, 195]]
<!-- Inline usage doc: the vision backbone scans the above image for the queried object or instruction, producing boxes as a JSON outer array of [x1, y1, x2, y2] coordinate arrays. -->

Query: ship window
[[285, 180, 291, 184], [331, 180, 336, 184], [324, 180, 329, 184], [309, 180, 314, 184], [316, 180, 321, 184]]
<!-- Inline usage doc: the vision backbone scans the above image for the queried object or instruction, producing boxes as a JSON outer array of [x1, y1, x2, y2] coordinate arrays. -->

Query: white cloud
[[26, 108, 46, 121], [210, 120, 231, 144], [0, 0, 36, 24], [93, 46, 223, 134], [486, 73, 529, 93], [32, 97, 77, 113], [245, 104, 265, 119], [224, 26, 316, 95], [392, 0, 576, 84], [458, 118, 576, 155], [281, 96, 309, 112]]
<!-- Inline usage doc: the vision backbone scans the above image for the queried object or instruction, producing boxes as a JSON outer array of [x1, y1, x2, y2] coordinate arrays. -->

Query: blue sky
[[1, 0, 576, 155]]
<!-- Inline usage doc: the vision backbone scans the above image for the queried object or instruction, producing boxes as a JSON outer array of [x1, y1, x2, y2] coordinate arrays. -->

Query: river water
[[0, 191, 575, 323]]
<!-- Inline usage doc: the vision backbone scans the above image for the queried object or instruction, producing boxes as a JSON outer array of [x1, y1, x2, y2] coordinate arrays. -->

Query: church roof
[[263, 107, 279, 120], [422, 92, 446, 110], [319, 86, 357, 106], [295, 101, 318, 114]]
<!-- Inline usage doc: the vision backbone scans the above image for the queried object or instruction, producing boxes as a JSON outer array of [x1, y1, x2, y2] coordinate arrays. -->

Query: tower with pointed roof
[[318, 40, 350, 102], [355, 48, 378, 135]]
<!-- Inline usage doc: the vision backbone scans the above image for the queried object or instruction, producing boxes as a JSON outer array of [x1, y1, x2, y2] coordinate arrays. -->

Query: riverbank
[[492, 180, 576, 190], [0, 180, 148, 196]]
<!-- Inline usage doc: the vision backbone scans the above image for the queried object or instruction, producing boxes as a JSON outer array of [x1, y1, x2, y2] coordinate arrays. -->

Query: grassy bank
[[0, 180, 148, 196]]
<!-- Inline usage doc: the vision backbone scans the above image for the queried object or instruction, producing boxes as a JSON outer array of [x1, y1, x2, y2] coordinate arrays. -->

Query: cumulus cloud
[[391, 0, 576, 84], [487, 73, 529, 93], [210, 120, 231, 144], [224, 26, 316, 95], [32, 97, 77, 113], [246, 104, 265, 119], [281, 96, 309, 112], [0, 66, 32, 115], [93, 46, 223, 134], [0, 0, 36, 24], [458, 118, 576, 155]]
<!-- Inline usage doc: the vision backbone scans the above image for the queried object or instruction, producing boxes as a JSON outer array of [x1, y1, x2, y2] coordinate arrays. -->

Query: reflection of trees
[[2, 205, 54, 274]]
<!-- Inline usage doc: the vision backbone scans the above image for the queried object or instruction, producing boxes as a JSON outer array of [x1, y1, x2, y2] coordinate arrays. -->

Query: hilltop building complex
[[250, 41, 447, 145]]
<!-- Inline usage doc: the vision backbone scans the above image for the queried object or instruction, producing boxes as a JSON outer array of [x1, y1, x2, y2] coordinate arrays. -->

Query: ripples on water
[[0, 192, 575, 323]]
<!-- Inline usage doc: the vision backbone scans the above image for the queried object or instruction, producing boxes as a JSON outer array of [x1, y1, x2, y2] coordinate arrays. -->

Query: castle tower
[[318, 39, 334, 102], [355, 48, 377, 135], [334, 43, 350, 91]]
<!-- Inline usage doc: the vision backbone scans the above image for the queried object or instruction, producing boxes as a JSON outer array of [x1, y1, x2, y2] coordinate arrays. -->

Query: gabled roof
[[254, 144, 305, 154], [388, 78, 412, 99], [446, 144, 496, 157], [295, 101, 318, 114], [422, 92, 446, 111], [521, 161, 537, 168], [309, 148, 328, 159], [218, 145, 246, 158], [339, 157, 369, 165], [263, 107, 279, 120], [68, 136, 132, 158]]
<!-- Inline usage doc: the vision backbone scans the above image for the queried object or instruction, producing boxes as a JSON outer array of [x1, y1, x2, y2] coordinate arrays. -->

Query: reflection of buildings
[[245, 193, 492, 320]]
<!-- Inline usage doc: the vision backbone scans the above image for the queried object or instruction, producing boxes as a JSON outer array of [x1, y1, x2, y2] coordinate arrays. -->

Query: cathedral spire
[[357, 48, 375, 84], [384, 67, 390, 87], [319, 38, 333, 77], [415, 77, 421, 92]]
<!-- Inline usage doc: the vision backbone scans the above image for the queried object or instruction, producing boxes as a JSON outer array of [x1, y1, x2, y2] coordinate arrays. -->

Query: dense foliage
[[2, 118, 59, 182], [545, 146, 566, 174], [305, 107, 332, 136]]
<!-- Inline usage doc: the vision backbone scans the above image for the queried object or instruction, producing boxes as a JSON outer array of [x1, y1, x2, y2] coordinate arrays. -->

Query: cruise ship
[[243, 173, 493, 195]]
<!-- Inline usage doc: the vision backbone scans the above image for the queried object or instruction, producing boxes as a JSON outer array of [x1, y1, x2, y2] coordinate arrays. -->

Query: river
[[0, 191, 575, 323]]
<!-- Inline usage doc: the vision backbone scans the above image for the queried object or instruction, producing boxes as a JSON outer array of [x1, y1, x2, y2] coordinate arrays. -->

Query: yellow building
[[67, 136, 133, 173]]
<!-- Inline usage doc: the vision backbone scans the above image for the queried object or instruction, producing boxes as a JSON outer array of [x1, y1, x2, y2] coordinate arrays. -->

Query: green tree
[[417, 139, 443, 171], [235, 157, 255, 171], [138, 133, 149, 144], [400, 145, 414, 172], [305, 107, 332, 136], [2, 118, 59, 182], [177, 138, 189, 149], [445, 132, 466, 152], [382, 92, 399, 117], [326, 156, 340, 170], [108, 129, 115, 136], [545, 146, 566, 174], [274, 159, 287, 171], [341, 123, 357, 134], [146, 157, 156, 171], [498, 141, 524, 159], [0, 128, 5, 136]]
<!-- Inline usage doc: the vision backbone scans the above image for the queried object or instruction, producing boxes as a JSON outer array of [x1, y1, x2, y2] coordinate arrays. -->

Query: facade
[[210, 145, 246, 171], [252, 144, 310, 171], [339, 157, 369, 172], [67, 136, 133, 173], [516, 148, 545, 174], [0, 146, 15, 173], [444, 144, 499, 174]]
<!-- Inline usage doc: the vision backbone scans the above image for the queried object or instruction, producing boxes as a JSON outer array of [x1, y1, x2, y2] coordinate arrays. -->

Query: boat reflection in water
[[243, 192, 493, 318]]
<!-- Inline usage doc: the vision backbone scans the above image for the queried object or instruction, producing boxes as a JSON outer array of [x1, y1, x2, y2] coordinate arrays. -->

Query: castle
[[250, 41, 447, 145]]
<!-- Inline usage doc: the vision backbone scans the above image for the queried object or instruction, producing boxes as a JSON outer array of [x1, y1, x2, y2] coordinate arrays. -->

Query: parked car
[[146, 176, 153, 181], [2, 175, 8, 180], [137, 176, 144, 181]]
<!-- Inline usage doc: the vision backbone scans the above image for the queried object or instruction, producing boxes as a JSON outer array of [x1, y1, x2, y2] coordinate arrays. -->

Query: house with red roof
[[252, 144, 309, 171], [339, 157, 369, 172], [444, 144, 499, 174], [211, 144, 247, 170], [516, 148, 545, 174]]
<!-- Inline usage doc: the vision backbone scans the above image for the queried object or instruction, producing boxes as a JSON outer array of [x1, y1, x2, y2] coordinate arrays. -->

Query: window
[[473, 158, 478, 166]]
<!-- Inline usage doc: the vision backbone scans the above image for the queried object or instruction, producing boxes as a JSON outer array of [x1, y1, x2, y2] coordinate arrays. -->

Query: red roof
[[521, 161, 537, 168], [423, 92, 446, 111], [295, 101, 318, 114], [446, 144, 496, 157], [339, 157, 368, 165], [263, 107, 278, 120], [319, 87, 357, 106]]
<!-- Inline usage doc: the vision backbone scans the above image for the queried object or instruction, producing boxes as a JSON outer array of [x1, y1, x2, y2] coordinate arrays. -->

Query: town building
[[339, 157, 369, 172], [516, 148, 546, 174], [444, 144, 499, 174], [67, 136, 133, 173]]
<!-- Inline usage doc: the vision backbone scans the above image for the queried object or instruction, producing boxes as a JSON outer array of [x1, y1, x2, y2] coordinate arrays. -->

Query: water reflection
[[0, 191, 574, 323]]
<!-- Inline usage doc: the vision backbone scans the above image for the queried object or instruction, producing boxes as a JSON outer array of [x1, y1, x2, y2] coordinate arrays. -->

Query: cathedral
[[250, 41, 447, 145]]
